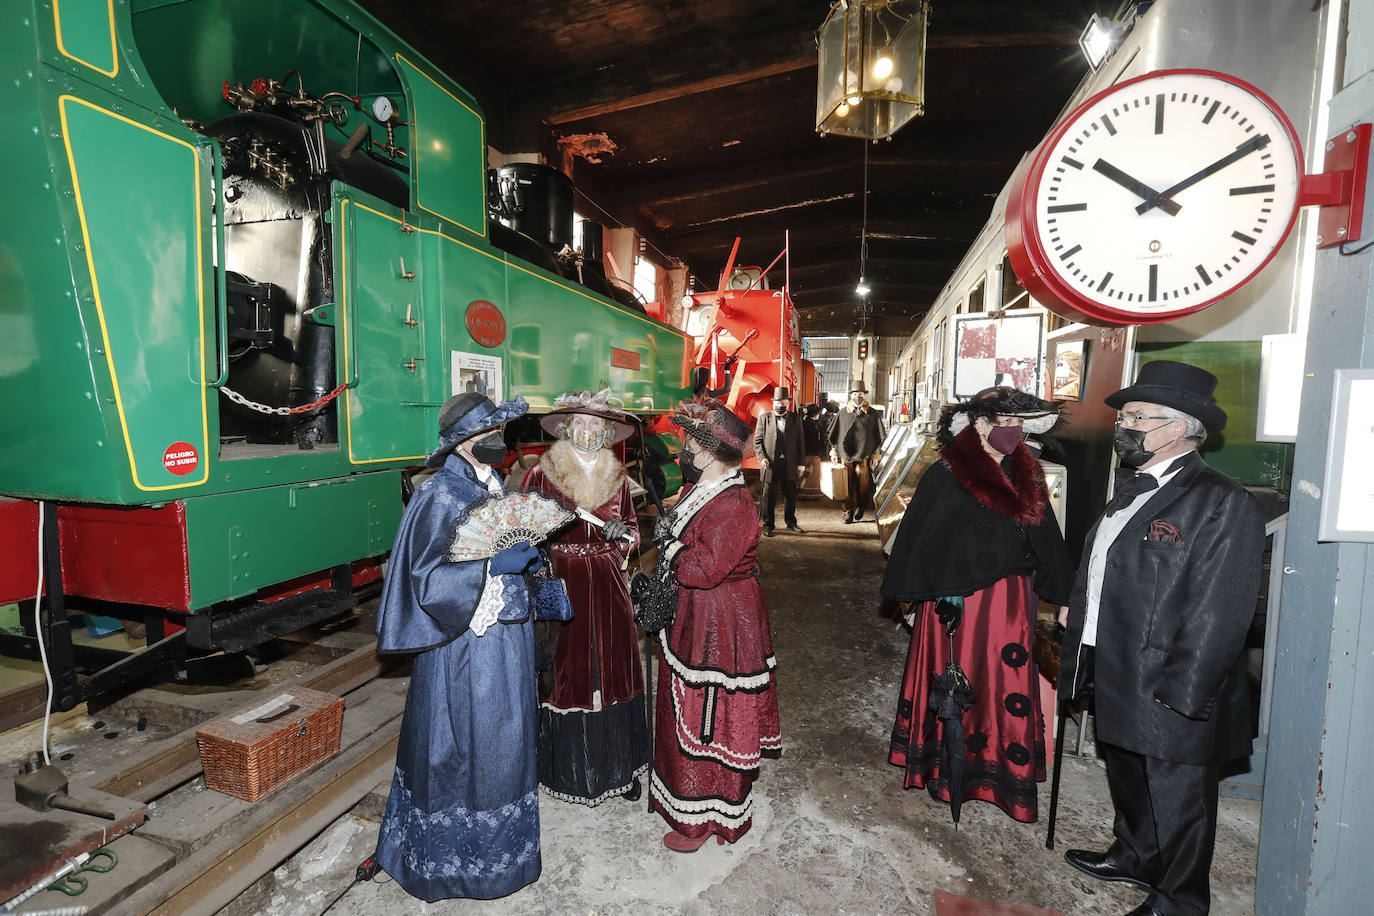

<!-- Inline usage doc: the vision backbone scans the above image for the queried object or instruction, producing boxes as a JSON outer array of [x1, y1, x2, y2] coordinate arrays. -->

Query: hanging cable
[[35, 501, 53, 765]]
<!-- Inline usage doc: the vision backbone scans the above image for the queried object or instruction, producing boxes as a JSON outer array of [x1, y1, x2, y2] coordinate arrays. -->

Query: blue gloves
[[489, 543, 541, 576]]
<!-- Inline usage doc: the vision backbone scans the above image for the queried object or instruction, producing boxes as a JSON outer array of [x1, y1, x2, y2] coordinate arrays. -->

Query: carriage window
[[967, 277, 985, 313], [1001, 253, 1029, 309]]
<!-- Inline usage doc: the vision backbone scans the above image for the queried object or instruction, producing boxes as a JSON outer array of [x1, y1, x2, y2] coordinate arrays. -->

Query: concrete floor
[[229, 496, 1261, 916]]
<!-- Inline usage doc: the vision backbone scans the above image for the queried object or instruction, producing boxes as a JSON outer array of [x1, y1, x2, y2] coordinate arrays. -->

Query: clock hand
[[1092, 159, 1182, 216], [1135, 133, 1272, 214]]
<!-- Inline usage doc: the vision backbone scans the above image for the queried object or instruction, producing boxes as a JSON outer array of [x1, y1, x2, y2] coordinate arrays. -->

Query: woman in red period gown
[[649, 399, 781, 852], [881, 387, 1073, 824], [524, 390, 649, 805]]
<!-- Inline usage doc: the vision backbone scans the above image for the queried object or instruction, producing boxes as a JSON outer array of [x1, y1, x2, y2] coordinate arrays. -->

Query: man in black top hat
[[1057, 360, 1264, 916], [753, 387, 805, 535], [829, 380, 884, 523]]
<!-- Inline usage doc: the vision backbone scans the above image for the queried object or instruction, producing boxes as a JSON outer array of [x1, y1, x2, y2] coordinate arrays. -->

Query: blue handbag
[[532, 574, 574, 622]]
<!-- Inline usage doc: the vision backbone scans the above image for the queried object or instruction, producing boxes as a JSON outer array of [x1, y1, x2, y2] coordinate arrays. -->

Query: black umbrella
[[929, 655, 976, 826]]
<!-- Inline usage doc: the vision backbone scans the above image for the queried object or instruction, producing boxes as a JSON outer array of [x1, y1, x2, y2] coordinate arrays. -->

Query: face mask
[[1112, 427, 1153, 468], [986, 425, 1023, 455], [680, 447, 705, 483], [470, 432, 507, 465], [570, 426, 606, 454], [774, 403, 788, 415], [850, 395, 863, 407]]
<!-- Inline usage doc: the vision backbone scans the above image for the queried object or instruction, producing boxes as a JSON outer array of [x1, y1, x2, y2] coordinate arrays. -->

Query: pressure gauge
[[371, 95, 395, 123]]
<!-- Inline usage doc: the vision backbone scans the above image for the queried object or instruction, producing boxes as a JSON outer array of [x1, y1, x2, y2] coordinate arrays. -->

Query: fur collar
[[539, 440, 626, 510], [940, 426, 1048, 526]]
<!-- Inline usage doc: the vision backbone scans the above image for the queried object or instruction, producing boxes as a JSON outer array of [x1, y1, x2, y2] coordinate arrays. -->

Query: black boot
[[623, 777, 642, 802]]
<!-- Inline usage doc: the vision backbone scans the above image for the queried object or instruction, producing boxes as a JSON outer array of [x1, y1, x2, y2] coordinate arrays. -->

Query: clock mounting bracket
[[1302, 123, 1372, 249]]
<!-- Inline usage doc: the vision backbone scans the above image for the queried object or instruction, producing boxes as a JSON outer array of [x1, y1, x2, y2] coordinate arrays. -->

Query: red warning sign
[[163, 442, 199, 476]]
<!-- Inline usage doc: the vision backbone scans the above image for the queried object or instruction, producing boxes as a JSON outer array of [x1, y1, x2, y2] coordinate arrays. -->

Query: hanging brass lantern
[[816, 0, 930, 140]]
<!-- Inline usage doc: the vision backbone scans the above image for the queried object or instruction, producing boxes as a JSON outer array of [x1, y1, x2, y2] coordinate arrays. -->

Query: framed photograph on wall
[[951, 313, 1045, 398], [1050, 339, 1088, 401], [1318, 368, 1374, 542]]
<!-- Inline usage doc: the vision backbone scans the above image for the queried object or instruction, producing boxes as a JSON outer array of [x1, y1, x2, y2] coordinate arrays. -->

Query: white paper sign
[[451, 350, 503, 402]]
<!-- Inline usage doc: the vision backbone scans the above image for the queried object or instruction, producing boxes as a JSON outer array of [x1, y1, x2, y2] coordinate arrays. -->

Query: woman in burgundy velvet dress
[[524, 390, 648, 805], [650, 399, 781, 852], [881, 387, 1073, 823]]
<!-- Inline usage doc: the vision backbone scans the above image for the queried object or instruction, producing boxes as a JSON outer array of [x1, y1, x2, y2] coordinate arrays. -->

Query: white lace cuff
[[471, 571, 503, 637]]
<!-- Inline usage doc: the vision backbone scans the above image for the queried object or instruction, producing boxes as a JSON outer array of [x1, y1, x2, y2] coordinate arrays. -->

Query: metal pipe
[[0, 853, 89, 912]]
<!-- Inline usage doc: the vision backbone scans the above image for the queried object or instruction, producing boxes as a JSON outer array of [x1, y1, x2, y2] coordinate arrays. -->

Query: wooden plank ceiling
[[359, 0, 1101, 336]]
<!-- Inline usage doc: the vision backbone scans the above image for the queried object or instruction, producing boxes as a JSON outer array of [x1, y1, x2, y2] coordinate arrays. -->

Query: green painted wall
[[1135, 340, 1291, 489]]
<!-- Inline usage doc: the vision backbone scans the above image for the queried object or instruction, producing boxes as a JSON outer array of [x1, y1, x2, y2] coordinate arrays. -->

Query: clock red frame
[[1005, 69, 1306, 326]]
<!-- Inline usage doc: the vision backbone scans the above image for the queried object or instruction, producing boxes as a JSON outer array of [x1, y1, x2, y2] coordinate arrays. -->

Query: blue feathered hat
[[425, 393, 529, 467]]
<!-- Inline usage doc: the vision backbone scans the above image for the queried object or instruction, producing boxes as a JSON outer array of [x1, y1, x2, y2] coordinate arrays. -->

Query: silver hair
[[1152, 404, 1206, 441]]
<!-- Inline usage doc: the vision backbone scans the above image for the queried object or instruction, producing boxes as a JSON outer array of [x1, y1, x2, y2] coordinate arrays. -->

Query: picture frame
[[1317, 368, 1374, 542]]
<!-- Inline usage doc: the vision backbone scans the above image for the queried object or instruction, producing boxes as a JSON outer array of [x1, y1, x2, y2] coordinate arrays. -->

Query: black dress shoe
[[843, 513, 855, 524], [1123, 901, 1164, 916], [622, 777, 642, 802], [763, 527, 774, 537], [854, 509, 865, 520], [1063, 849, 1152, 890], [786, 523, 805, 533]]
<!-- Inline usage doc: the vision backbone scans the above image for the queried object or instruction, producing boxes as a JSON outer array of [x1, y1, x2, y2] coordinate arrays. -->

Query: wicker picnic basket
[[196, 687, 345, 802]]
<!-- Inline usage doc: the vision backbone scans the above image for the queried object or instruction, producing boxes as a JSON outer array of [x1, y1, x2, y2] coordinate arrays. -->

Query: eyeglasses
[[1114, 413, 1173, 428]]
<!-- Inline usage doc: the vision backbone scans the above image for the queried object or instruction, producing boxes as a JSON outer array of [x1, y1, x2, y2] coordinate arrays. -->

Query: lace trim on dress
[[649, 769, 751, 827], [539, 762, 648, 807], [669, 676, 762, 770], [658, 633, 777, 690]]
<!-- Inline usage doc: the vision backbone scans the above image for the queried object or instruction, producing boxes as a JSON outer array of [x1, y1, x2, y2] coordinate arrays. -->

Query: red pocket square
[[1148, 520, 1183, 542]]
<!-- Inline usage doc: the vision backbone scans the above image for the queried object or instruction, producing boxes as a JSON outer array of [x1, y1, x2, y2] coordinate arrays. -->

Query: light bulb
[[872, 56, 894, 79], [847, 95, 862, 107], [836, 103, 850, 117]]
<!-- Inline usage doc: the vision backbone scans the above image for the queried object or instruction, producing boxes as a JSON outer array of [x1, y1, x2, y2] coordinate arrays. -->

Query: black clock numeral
[[1204, 100, 1220, 124], [1232, 230, 1258, 245], [1155, 94, 1165, 134], [1230, 184, 1275, 195], [1096, 272, 1113, 293], [1195, 265, 1212, 286], [1102, 114, 1117, 136], [1148, 264, 1158, 302], [1047, 203, 1087, 213], [1060, 244, 1082, 261], [1062, 156, 1084, 170]]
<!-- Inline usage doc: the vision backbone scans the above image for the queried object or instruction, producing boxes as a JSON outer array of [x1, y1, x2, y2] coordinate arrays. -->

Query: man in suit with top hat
[[1057, 361, 1265, 916], [829, 379, 885, 523], [753, 386, 805, 536]]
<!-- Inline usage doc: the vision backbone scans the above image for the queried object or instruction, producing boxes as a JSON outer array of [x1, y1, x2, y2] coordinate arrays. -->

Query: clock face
[[1006, 70, 1305, 325]]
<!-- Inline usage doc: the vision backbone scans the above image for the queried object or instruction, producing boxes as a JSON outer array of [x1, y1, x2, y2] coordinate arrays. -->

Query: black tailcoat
[[1059, 450, 1264, 765]]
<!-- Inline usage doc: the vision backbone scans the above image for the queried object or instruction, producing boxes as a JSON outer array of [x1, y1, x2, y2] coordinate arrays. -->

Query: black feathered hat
[[1106, 360, 1226, 434], [937, 386, 1061, 445]]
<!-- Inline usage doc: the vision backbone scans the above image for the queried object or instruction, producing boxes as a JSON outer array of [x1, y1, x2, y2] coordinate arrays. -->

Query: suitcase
[[196, 687, 345, 801], [819, 461, 848, 501]]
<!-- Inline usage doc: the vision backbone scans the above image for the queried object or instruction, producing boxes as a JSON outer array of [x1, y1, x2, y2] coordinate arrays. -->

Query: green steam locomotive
[[0, 0, 690, 708]]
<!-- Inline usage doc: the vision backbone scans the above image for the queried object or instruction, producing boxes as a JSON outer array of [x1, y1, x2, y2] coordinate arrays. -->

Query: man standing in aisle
[[753, 387, 805, 536], [1057, 361, 1265, 916], [829, 381, 884, 523]]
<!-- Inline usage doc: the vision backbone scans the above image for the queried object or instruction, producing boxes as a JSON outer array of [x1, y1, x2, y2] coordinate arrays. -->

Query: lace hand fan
[[447, 491, 576, 562]]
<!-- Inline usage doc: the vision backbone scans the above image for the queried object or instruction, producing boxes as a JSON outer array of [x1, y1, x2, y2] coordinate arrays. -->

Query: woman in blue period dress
[[374, 393, 544, 901]]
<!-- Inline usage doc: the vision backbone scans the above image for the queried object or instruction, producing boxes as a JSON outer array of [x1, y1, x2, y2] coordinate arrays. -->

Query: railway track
[[0, 608, 407, 915]]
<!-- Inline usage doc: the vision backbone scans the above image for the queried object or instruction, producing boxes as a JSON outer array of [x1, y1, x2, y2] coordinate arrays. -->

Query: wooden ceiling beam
[[536, 30, 1079, 125]]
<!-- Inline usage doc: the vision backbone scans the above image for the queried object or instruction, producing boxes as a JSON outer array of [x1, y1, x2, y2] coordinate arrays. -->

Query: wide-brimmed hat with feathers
[[937, 387, 1062, 445], [539, 388, 635, 443]]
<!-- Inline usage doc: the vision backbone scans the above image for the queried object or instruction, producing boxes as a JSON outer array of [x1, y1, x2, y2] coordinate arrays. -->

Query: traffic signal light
[[857, 338, 869, 360]]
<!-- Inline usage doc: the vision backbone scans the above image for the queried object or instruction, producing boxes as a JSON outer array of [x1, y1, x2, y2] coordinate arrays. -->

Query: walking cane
[[1046, 700, 1069, 850], [637, 469, 672, 814]]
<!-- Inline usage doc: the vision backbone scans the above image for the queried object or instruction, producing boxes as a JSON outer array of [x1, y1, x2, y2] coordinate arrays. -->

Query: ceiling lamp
[[816, 0, 930, 141]]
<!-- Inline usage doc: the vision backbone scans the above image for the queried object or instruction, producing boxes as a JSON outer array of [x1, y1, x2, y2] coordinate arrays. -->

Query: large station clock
[[1006, 69, 1305, 325]]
